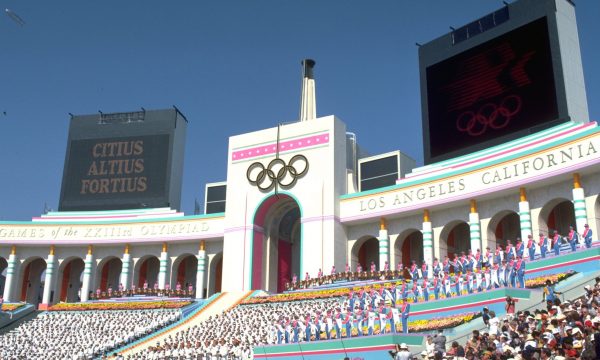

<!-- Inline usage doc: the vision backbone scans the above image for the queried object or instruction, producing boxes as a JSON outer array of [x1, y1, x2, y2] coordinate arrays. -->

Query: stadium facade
[[0, 0, 598, 310]]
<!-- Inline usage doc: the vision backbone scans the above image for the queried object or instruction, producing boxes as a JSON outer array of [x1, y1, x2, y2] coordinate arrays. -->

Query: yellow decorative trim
[[50, 245, 55, 255], [87, 245, 93, 255], [574, 173, 581, 189], [124, 244, 130, 254], [423, 209, 430, 223], [162, 242, 168, 252], [10, 245, 16, 255], [519, 187, 527, 202], [470, 199, 477, 213], [379, 218, 387, 231], [200, 240, 206, 251]]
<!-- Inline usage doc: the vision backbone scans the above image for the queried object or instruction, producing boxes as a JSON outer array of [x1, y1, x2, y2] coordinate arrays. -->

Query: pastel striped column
[[378, 218, 390, 271], [469, 200, 482, 253], [518, 188, 533, 257], [195, 241, 207, 299], [422, 210, 433, 278], [80, 246, 94, 302], [573, 173, 589, 236], [42, 246, 55, 305], [158, 242, 169, 289], [120, 248, 131, 290], [3, 246, 17, 301]]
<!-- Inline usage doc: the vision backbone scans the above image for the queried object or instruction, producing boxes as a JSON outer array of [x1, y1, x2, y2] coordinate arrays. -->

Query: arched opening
[[134, 255, 160, 289], [252, 194, 302, 293], [170, 254, 198, 291], [394, 230, 424, 268], [57, 257, 84, 303], [0, 257, 7, 296], [487, 211, 521, 250], [539, 198, 576, 235], [208, 252, 223, 296], [95, 257, 122, 292], [351, 236, 379, 272], [441, 221, 470, 259], [19, 257, 46, 306]]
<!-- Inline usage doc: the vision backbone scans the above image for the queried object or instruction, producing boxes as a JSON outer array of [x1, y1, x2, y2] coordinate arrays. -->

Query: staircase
[[118, 291, 251, 357]]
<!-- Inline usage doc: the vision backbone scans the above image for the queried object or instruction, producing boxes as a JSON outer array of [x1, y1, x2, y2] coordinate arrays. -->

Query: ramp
[[118, 291, 251, 357]]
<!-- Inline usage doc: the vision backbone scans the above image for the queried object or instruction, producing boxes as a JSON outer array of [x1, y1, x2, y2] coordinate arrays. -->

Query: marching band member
[[507, 258, 516, 287], [432, 257, 441, 279], [465, 269, 474, 294], [539, 232, 549, 258], [515, 238, 524, 258], [499, 261, 507, 287], [442, 256, 451, 275], [494, 245, 504, 265], [515, 256, 526, 288], [491, 263, 500, 288], [400, 298, 410, 334], [483, 246, 493, 267], [443, 273, 452, 297], [583, 224, 593, 249], [475, 268, 483, 292], [505, 240, 515, 261], [420, 262, 428, 279], [567, 225, 579, 252], [552, 230, 561, 256], [526, 234, 536, 260]]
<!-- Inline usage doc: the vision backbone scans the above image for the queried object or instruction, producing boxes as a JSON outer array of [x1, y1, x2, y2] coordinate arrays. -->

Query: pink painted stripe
[[32, 212, 182, 221], [528, 255, 600, 274], [412, 297, 511, 317], [300, 215, 340, 224], [232, 133, 329, 161], [342, 156, 600, 223], [254, 344, 396, 358], [404, 122, 595, 180]]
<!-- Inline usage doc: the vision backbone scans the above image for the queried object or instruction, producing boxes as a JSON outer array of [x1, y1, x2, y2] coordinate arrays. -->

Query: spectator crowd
[[0, 309, 180, 359]]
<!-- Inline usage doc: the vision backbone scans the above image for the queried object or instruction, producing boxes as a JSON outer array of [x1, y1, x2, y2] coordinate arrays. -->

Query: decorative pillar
[[572, 173, 589, 236], [422, 210, 434, 278], [120, 244, 131, 290], [2, 246, 17, 302], [518, 188, 533, 256], [378, 218, 390, 271], [469, 200, 482, 253], [41, 246, 56, 307], [80, 245, 94, 302], [196, 240, 207, 299], [158, 242, 169, 289]]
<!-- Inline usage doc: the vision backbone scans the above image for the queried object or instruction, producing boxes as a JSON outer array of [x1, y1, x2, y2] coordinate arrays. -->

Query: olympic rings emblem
[[456, 95, 522, 137], [246, 154, 309, 191]]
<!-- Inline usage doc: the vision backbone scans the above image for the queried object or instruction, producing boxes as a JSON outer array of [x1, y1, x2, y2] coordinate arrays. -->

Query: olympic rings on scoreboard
[[246, 154, 309, 191], [456, 95, 522, 137]]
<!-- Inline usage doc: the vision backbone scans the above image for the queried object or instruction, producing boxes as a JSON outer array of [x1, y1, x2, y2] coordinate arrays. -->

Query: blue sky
[[1, 0, 599, 221]]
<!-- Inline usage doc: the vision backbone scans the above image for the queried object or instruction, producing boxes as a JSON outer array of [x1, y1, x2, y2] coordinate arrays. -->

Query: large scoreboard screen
[[59, 109, 187, 211], [425, 17, 558, 161]]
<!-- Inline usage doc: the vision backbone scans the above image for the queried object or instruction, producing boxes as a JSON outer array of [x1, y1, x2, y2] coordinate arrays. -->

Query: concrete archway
[[18, 257, 46, 306], [251, 194, 301, 292], [0, 256, 7, 296], [208, 252, 223, 296], [539, 198, 575, 235], [95, 256, 122, 292], [440, 221, 470, 259], [134, 255, 160, 289], [57, 257, 84, 303], [351, 236, 379, 272], [170, 253, 198, 291], [393, 229, 423, 269], [487, 210, 521, 250]]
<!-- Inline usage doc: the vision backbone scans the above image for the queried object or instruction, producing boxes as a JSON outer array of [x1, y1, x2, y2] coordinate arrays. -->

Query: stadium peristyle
[[2, 0, 600, 359]]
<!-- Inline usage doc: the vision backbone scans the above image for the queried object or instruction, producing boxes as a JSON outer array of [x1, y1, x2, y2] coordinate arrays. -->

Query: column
[[469, 200, 482, 252], [41, 246, 56, 307], [2, 246, 17, 302], [518, 188, 533, 255], [422, 210, 434, 278], [195, 240, 207, 299], [120, 244, 131, 290], [158, 242, 169, 289], [378, 218, 390, 271], [80, 245, 94, 302], [573, 173, 589, 235]]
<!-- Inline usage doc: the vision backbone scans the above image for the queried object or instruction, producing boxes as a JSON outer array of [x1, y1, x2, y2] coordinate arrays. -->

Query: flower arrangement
[[408, 312, 479, 333], [525, 270, 576, 288], [48, 300, 192, 311], [1, 303, 25, 311]]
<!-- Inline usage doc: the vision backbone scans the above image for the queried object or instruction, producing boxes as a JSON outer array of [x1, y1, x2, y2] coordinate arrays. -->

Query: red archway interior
[[177, 258, 187, 286], [138, 260, 148, 288], [215, 258, 222, 293], [20, 263, 31, 301], [60, 262, 72, 302], [100, 262, 110, 291]]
